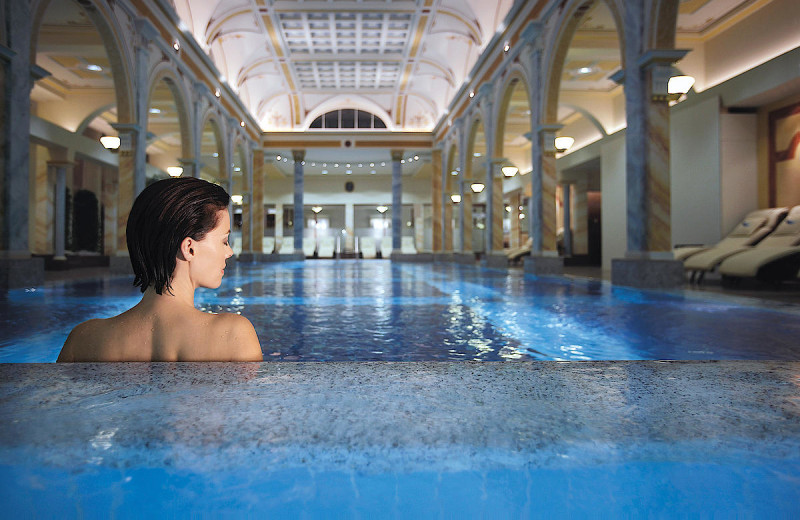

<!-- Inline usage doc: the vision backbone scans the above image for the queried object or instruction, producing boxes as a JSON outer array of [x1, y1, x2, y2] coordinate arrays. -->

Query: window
[[310, 109, 387, 130]]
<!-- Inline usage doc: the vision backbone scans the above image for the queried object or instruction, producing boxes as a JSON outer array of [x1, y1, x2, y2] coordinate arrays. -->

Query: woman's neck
[[142, 276, 195, 308]]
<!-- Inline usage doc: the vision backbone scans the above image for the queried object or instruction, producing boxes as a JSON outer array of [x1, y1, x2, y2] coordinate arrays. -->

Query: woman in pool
[[57, 177, 263, 362]]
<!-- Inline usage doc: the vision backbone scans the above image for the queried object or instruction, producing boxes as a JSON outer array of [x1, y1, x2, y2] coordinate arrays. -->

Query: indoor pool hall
[[3, 0, 800, 516]]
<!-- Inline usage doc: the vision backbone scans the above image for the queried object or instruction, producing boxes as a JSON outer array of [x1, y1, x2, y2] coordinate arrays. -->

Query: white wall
[[600, 132, 626, 272], [670, 95, 722, 246], [720, 113, 758, 234], [265, 174, 431, 205]]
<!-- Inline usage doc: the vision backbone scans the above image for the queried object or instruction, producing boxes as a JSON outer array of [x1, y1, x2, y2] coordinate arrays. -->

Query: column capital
[[636, 49, 691, 69], [134, 18, 160, 49], [292, 149, 305, 162], [390, 150, 404, 162]]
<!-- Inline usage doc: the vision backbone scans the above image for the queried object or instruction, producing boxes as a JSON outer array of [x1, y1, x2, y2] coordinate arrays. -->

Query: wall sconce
[[451, 169, 459, 176], [376, 205, 388, 214], [554, 136, 575, 153], [166, 166, 183, 177], [470, 183, 485, 193], [231, 194, 244, 205], [312, 206, 322, 213], [501, 165, 518, 177], [451, 194, 462, 203], [100, 136, 120, 150], [668, 75, 695, 101]]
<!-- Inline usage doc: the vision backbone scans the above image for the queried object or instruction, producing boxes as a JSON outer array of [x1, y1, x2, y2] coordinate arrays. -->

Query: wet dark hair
[[127, 177, 230, 294]]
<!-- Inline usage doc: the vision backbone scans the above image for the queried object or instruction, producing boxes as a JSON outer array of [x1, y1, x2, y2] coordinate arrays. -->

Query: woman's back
[[57, 299, 262, 362]]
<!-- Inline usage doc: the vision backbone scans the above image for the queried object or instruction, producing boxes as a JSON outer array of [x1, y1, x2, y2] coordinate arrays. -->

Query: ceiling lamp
[[166, 166, 183, 177], [100, 136, 120, 150], [451, 194, 462, 203], [554, 136, 575, 153], [312, 206, 322, 213], [668, 75, 695, 100], [376, 205, 388, 214], [501, 165, 518, 177], [470, 183, 485, 193], [231, 195, 243, 205]]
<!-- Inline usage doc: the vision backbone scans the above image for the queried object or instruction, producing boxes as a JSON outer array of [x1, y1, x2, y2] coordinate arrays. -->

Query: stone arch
[[31, 0, 134, 125], [493, 68, 531, 159], [540, 0, 625, 124], [147, 64, 193, 160]]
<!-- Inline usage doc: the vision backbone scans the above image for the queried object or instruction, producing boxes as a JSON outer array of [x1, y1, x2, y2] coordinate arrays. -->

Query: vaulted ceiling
[[172, 0, 515, 132]]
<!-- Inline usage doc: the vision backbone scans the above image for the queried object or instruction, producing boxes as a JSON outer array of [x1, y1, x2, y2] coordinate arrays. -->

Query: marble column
[[443, 199, 453, 252], [292, 150, 305, 252], [31, 147, 52, 255], [251, 149, 265, 254], [462, 189, 473, 254], [48, 162, 73, 261], [113, 126, 139, 256], [413, 203, 424, 251], [391, 149, 403, 251], [102, 168, 117, 256], [241, 192, 251, 253], [610, 17, 686, 287], [486, 159, 504, 253], [345, 203, 355, 253], [132, 19, 158, 198], [457, 178, 466, 252], [0, 1, 46, 288], [573, 181, 588, 255], [431, 148, 442, 252], [510, 192, 521, 249], [562, 183, 572, 256], [275, 203, 284, 247]]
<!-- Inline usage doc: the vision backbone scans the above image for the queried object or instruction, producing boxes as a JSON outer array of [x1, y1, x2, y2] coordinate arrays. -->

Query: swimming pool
[[1, 260, 799, 362], [1, 261, 799, 517]]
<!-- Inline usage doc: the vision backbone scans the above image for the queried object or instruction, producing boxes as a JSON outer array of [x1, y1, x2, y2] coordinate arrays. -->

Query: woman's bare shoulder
[[209, 313, 263, 361], [57, 318, 108, 362]]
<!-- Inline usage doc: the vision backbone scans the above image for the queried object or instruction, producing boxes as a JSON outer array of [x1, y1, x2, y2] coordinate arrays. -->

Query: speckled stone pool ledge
[[1, 361, 799, 474]]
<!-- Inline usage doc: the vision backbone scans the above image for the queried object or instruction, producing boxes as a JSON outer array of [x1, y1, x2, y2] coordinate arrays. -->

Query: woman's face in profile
[[191, 209, 233, 289]]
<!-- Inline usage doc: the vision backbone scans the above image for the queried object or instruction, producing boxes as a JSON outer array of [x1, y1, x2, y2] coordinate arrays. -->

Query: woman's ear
[[179, 237, 194, 261]]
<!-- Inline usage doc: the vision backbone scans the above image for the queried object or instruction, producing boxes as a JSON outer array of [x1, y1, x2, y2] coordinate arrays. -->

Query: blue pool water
[[1, 260, 799, 362]]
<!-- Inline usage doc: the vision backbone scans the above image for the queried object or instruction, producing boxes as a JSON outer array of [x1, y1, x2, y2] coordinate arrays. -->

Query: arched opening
[[309, 109, 388, 130], [544, 0, 624, 266], [146, 77, 187, 181], [496, 75, 533, 251], [30, 0, 128, 260]]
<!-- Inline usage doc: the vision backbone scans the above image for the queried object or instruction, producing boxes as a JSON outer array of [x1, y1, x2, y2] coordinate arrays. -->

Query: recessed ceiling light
[[578, 66, 593, 74], [86, 64, 102, 72], [212, 152, 219, 157], [149, 108, 161, 114]]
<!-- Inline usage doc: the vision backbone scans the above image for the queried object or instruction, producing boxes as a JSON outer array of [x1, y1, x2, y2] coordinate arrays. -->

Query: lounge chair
[[719, 205, 800, 282], [506, 237, 533, 263], [278, 238, 295, 255], [303, 238, 317, 258], [318, 236, 336, 258], [676, 208, 786, 262], [401, 236, 417, 254], [380, 236, 392, 259], [360, 237, 377, 259], [262, 237, 275, 254], [683, 207, 788, 282]]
